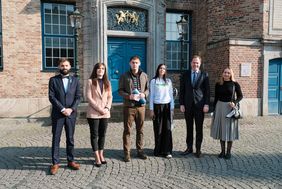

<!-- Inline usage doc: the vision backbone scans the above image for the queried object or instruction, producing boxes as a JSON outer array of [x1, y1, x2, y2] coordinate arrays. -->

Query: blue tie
[[192, 72, 196, 86]]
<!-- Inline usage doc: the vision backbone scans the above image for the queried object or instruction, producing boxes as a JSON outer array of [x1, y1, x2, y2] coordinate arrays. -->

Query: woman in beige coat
[[86, 63, 112, 167]]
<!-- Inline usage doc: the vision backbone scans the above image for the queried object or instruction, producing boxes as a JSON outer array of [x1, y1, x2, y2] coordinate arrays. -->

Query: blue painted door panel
[[108, 38, 146, 102], [268, 59, 282, 115]]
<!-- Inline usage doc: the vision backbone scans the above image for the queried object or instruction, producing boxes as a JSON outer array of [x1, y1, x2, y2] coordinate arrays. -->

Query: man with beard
[[48, 58, 81, 175]]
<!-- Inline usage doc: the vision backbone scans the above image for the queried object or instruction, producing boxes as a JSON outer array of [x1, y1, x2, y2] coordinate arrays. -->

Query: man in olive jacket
[[118, 55, 149, 162]]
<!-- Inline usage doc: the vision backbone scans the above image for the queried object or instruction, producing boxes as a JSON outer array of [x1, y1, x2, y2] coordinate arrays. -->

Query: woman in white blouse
[[150, 64, 174, 158]]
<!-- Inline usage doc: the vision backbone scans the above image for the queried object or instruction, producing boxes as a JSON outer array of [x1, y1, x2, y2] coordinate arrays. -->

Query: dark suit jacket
[[179, 70, 210, 109], [48, 74, 81, 119]]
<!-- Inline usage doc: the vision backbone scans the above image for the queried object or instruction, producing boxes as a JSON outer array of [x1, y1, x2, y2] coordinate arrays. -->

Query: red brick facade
[[0, 0, 281, 117]]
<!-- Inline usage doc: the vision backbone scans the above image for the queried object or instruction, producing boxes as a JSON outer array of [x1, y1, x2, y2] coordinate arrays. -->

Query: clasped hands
[[229, 102, 236, 108], [100, 107, 110, 115], [130, 93, 145, 101], [62, 108, 73, 117]]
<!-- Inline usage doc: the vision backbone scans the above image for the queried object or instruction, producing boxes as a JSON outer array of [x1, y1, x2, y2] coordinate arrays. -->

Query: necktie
[[192, 71, 196, 86]]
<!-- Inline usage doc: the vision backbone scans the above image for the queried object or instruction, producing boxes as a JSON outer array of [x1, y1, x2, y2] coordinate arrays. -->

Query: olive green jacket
[[118, 70, 149, 107]]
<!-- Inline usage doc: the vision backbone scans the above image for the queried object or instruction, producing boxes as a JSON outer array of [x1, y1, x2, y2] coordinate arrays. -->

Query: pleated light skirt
[[210, 101, 239, 141]]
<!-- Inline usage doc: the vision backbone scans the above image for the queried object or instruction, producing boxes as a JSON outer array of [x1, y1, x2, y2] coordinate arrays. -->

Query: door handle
[[115, 70, 119, 74], [280, 86, 282, 90]]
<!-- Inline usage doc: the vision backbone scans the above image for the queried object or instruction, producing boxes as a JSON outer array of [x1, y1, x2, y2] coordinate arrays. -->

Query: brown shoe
[[50, 164, 59, 175], [137, 152, 147, 160], [67, 161, 80, 170], [124, 154, 131, 162]]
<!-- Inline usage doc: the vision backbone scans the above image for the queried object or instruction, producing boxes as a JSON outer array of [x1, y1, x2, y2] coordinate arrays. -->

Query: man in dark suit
[[48, 58, 81, 175], [179, 55, 210, 158]]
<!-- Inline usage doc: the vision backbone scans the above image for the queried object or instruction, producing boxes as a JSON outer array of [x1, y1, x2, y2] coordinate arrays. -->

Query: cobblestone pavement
[[0, 116, 282, 189]]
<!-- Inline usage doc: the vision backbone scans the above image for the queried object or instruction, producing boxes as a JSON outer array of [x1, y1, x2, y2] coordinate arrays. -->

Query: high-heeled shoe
[[94, 163, 102, 167], [101, 161, 107, 164]]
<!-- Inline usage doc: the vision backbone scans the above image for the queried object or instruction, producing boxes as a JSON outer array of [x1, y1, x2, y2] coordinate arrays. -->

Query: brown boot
[[50, 164, 59, 175], [124, 152, 131, 162], [137, 151, 147, 160], [67, 161, 80, 170]]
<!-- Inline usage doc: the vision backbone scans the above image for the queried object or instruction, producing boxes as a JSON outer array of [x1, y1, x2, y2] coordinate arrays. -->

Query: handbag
[[233, 103, 241, 119], [226, 83, 242, 119]]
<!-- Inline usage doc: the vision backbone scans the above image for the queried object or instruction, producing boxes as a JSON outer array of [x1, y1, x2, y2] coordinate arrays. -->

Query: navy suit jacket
[[179, 70, 210, 109], [48, 74, 81, 119]]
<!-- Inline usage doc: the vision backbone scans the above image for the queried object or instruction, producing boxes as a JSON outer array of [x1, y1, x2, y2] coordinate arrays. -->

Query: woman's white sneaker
[[166, 154, 172, 159]]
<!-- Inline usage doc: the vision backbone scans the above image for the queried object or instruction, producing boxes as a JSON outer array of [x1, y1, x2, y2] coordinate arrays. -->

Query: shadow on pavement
[[0, 146, 281, 181]]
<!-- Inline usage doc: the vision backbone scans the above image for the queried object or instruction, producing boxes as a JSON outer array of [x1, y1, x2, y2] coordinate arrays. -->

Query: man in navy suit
[[179, 55, 210, 158], [48, 58, 81, 175]]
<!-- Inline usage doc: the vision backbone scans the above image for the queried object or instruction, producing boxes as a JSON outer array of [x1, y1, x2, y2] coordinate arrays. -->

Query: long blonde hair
[[219, 67, 235, 85]]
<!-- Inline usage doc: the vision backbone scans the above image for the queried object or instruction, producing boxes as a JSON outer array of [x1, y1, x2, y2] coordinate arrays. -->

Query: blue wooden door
[[108, 38, 146, 102], [268, 59, 282, 115]]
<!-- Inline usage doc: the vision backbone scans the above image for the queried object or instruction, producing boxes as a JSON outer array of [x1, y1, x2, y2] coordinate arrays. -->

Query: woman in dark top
[[210, 67, 243, 159]]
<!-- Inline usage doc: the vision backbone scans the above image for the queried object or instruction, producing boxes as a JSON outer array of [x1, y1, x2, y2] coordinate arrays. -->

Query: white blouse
[[149, 78, 174, 110]]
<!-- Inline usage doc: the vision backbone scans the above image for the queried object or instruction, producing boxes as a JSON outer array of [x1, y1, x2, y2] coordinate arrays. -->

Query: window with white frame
[[166, 13, 190, 70], [42, 3, 75, 70]]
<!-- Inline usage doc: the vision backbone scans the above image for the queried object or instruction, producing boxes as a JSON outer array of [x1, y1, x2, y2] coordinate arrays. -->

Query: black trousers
[[184, 103, 204, 151], [87, 118, 108, 151], [52, 117, 76, 165], [153, 103, 173, 156]]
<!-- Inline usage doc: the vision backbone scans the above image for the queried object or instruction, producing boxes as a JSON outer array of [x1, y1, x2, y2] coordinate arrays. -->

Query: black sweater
[[213, 81, 243, 107]]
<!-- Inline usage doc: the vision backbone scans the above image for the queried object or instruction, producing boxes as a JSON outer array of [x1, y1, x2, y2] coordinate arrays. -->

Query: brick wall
[[206, 41, 230, 97], [207, 0, 264, 43], [195, 0, 208, 60], [206, 0, 264, 102], [0, 0, 54, 98], [230, 45, 262, 98], [206, 41, 263, 99], [165, 0, 194, 10]]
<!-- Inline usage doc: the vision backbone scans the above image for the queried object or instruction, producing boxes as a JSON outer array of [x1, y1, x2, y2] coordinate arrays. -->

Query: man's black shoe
[[181, 148, 193, 155], [195, 151, 202, 158]]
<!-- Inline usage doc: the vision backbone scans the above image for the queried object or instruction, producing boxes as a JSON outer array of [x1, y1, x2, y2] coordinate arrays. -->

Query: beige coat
[[86, 79, 112, 119]]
